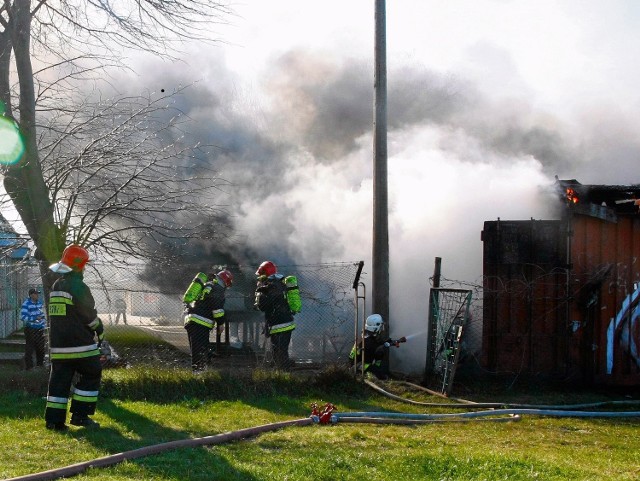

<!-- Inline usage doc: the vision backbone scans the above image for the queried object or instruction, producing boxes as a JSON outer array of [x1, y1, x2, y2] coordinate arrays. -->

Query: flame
[[566, 187, 579, 204]]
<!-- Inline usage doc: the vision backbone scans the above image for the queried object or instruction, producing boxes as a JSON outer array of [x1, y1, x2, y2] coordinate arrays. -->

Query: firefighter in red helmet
[[183, 268, 233, 373], [254, 261, 296, 370], [45, 245, 104, 430]]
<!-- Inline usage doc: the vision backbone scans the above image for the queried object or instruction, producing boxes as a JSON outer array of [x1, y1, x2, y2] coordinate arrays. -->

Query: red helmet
[[217, 269, 233, 288], [49, 245, 90, 273], [256, 261, 277, 277]]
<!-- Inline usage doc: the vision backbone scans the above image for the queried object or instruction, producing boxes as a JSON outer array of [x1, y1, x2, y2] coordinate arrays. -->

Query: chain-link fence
[[427, 276, 484, 377], [82, 262, 363, 370], [0, 254, 498, 379], [1, 256, 486, 377], [0, 259, 35, 339], [424, 288, 473, 394]]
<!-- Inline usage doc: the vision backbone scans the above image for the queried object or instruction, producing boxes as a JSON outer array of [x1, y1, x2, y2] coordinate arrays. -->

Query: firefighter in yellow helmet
[[45, 245, 104, 431]]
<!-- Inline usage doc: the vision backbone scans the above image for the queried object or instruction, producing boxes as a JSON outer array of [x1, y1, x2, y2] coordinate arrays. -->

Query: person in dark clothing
[[21, 288, 46, 370], [45, 245, 104, 431], [349, 314, 405, 380], [183, 269, 233, 373], [254, 261, 296, 370]]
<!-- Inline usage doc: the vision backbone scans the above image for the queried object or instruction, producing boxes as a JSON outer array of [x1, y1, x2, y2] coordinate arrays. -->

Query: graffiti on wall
[[607, 283, 640, 374]]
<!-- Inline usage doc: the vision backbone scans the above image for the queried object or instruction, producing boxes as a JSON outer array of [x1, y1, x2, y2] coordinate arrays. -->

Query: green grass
[[2, 325, 640, 479], [1, 364, 639, 480]]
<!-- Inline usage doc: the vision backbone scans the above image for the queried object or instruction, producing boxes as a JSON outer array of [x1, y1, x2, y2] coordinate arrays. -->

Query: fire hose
[[314, 401, 640, 424], [7, 419, 313, 481], [365, 378, 640, 411], [7, 402, 519, 481], [9, 396, 640, 481]]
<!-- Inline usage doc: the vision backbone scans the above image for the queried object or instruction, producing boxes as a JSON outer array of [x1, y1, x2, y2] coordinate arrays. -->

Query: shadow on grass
[[80, 397, 263, 481], [0, 388, 263, 480]]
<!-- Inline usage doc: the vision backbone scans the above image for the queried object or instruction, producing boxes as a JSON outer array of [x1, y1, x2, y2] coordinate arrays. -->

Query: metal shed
[[481, 180, 640, 386]]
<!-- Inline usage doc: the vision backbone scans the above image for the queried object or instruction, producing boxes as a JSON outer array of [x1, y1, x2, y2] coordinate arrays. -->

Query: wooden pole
[[372, 0, 389, 333], [423, 257, 442, 384]]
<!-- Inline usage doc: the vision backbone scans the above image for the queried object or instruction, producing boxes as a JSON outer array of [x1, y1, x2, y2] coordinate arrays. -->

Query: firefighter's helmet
[[256, 261, 277, 277], [217, 269, 233, 288], [365, 314, 384, 334], [49, 245, 90, 274]]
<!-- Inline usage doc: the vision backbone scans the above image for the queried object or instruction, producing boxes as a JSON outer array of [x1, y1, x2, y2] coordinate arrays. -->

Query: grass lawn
[[1, 327, 639, 480]]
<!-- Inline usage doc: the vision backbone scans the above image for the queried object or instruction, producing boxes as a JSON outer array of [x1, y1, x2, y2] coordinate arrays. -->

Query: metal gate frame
[[424, 287, 472, 395]]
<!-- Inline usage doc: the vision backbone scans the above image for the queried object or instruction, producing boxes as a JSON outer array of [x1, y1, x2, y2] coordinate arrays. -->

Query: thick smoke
[[110, 45, 640, 374]]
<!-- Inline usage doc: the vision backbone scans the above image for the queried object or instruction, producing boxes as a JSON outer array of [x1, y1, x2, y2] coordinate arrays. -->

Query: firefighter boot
[[70, 415, 100, 428], [46, 422, 68, 432]]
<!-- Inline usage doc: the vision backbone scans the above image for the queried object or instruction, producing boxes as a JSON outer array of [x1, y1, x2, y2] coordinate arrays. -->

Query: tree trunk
[[0, 29, 12, 114], [3, 0, 64, 282]]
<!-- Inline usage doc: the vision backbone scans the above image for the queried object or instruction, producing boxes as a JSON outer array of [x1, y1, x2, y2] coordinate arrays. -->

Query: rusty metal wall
[[481, 220, 569, 379]]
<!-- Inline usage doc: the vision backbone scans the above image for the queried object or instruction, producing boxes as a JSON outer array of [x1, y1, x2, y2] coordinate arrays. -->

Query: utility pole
[[372, 0, 389, 332]]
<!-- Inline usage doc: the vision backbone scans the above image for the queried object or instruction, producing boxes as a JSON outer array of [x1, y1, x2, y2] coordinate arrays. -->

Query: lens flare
[[0, 116, 25, 165]]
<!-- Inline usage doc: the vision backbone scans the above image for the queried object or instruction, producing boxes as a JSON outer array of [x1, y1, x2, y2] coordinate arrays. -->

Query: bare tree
[[0, 1, 234, 287], [41, 88, 230, 257]]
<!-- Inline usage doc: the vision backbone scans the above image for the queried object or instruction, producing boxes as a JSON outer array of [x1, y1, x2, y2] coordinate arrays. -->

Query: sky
[[8, 1, 640, 373]]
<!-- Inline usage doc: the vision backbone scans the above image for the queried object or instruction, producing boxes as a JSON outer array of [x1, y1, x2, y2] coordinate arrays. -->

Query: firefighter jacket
[[48, 271, 104, 361], [255, 274, 295, 336], [349, 333, 387, 371], [184, 278, 226, 329]]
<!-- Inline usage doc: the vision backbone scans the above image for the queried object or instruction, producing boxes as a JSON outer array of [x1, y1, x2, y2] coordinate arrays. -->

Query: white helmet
[[365, 314, 384, 334]]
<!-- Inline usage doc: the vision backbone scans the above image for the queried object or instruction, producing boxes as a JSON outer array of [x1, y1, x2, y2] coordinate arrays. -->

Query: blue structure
[[0, 213, 30, 338]]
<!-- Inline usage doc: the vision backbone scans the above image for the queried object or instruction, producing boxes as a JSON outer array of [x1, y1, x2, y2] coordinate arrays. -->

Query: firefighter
[[45, 245, 104, 431], [349, 314, 405, 380], [254, 261, 296, 370], [183, 269, 233, 373]]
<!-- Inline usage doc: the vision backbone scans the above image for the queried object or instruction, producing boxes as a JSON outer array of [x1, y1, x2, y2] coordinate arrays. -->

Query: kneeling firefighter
[[183, 269, 233, 372], [45, 245, 105, 431], [349, 314, 406, 380]]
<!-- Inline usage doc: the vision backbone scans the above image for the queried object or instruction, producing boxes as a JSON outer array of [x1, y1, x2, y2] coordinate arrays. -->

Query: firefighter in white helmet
[[349, 314, 405, 380], [183, 269, 233, 373], [45, 245, 104, 430]]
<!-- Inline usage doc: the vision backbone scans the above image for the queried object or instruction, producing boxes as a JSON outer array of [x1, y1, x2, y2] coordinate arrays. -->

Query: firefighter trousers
[[185, 322, 211, 372], [270, 330, 293, 370], [45, 356, 102, 424]]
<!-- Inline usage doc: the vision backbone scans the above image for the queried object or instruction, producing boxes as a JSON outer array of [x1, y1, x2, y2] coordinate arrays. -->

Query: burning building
[[481, 179, 640, 386]]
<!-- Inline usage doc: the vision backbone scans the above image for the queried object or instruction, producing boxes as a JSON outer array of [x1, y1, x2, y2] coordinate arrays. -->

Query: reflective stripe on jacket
[[50, 343, 100, 360], [183, 278, 226, 330], [255, 274, 296, 335], [269, 320, 296, 335], [184, 313, 215, 329], [48, 271, 102, 360]]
